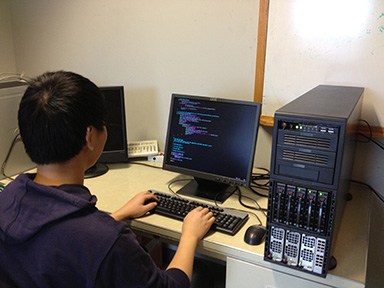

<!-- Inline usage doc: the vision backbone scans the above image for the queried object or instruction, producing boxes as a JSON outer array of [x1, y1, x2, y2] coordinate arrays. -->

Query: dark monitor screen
[[98, 86, 128, 163], [163, 94, 261, 203], [85, 86, 128, 178]]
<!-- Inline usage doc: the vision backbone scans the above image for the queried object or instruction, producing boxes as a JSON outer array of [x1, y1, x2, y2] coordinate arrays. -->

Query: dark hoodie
[[0, 174, 189, 288]]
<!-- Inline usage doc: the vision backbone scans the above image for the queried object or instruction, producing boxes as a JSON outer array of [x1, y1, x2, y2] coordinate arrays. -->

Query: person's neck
[[34, 161, 86, 186]]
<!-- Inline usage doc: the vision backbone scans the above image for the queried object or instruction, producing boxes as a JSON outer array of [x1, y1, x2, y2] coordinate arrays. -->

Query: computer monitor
[[85, 86, 129, 178], [163, 94, 262, 203]]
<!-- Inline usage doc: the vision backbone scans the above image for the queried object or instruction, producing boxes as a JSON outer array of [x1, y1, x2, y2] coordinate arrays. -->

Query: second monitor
[[163, 94, 261, 203], [85, 86, 129, 178]]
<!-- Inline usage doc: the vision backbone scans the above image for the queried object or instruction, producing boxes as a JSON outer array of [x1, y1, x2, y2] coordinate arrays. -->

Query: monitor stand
[[84, 162, 109, 179], [177, 177, 237, 204]]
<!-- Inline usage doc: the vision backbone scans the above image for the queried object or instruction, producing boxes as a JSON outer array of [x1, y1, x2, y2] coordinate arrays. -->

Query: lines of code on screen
[[166, 96, 257, 180]]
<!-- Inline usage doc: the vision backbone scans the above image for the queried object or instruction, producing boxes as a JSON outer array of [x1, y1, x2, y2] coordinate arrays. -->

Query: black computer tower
[[264, 85, 364, 277]]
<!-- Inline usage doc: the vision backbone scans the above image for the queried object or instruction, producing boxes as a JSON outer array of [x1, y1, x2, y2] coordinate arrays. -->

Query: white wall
[[9, 0, 260, 155], [263, 0, 384, 129], [0, 0, 16, 73]]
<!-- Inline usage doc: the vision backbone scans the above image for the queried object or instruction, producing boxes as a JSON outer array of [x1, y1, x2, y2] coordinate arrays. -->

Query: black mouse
[[244, 225, 266, 245]]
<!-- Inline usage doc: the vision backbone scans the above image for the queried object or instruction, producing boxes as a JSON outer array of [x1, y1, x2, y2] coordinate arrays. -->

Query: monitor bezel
[[162, 94, 261, 200]]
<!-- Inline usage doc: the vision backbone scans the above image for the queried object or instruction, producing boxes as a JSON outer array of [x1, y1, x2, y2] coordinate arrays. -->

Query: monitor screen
[[85, 86, 128, 178], [163, 94, 261, 203]]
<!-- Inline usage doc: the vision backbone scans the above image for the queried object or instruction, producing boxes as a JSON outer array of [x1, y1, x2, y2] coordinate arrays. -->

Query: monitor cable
[[166, 178, 193, 197], [129, 161, 163, 169], [1, 133, 22, 181]]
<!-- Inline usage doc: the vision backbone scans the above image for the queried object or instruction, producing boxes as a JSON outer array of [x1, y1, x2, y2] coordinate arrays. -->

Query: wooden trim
[[260, 115, 274, 126], [254, 0, 270, 103], [359, 125, 384, 139]]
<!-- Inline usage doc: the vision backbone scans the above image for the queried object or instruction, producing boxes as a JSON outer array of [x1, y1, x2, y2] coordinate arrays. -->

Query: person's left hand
[[110, 191, 158, 221]]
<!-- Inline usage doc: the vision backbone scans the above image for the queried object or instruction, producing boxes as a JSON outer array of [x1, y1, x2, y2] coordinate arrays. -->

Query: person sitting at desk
[[0, 71, 215, 287]]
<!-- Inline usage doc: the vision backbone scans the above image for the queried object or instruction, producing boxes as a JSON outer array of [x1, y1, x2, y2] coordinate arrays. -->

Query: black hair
[[18, 71, 107, 164]]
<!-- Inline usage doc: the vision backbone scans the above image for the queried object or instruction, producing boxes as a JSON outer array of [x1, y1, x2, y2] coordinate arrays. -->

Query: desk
[[84, 162, 368, 288]]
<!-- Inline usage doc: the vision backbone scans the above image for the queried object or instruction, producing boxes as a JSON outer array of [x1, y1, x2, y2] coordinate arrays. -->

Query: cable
[[249, 168, 270, 197], [233, 188, 265, 225], [357, 119, 384, 150], [166, 178, 192, 196], [129, 161, 163, 169], [357, 119, 372, 143], [358, 133, 384, 151], [225, 206, 263, 226], [0, 73, 30, 181], [1, 133, 22, 181], [252, 167, 270, 176], [236, 187, 268, 215], [251, 167, 270, 184], [0, 72, 31, 83], [351, 180, 384, 203], [249, 186, 269, 197]]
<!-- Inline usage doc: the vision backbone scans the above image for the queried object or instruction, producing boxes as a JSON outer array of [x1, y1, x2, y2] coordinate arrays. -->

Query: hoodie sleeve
[[95, 226, 190, 288]]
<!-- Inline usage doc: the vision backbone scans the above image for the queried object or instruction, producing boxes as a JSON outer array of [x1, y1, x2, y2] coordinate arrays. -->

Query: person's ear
[[85, 126, 95, 151]]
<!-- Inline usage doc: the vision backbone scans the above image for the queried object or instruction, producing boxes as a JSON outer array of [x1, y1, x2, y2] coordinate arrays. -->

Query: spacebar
[[153, 207, 188, 221]]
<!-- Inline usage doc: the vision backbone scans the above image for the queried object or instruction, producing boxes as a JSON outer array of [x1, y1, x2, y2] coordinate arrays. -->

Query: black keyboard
[[149, 190, 249, 235]]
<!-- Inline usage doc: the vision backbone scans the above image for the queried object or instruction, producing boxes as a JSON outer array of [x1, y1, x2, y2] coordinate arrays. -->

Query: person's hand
[[111, 191, 158, 221], [181, 207, 215, 242], [166, 207, 215, 279]]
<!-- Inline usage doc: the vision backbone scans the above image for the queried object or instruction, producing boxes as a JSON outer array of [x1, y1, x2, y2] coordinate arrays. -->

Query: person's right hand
[[166, 206, 215, 280], [182, 207, 215, 242]]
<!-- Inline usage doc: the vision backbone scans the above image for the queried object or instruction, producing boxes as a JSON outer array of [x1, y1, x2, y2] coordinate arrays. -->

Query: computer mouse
[[244, 225, 266, 245]]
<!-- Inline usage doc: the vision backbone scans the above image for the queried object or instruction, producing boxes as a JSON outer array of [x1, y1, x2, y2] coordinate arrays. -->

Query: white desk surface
[[84, 161, 368, 287]]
